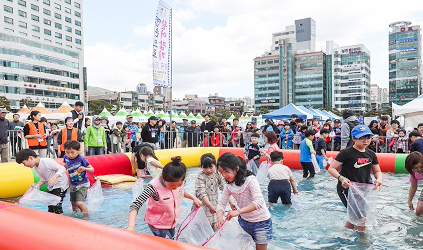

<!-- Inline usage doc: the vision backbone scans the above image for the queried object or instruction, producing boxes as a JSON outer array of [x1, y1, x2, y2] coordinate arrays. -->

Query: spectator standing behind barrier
[[418, 123, 423, 136], [340, 110, 360, 150], [333, 119, 342, 151], [386, 120, 400, 152], [58, 117, 83, 157], [125, 115, 139, 150], [180, 118, 189, 148], [84, 116, 106, 155], [100, 117, 113, 154], [379, 116, 391, 131], [67, 101, 85, 132], [200, 114, 216, 133], [24, 110, 47, 158], [141, 116, 160, 149], [186, 120, 200, 147], [8, 113, 24, 159], [164, 121, 177, 149], [0, 108, 10, 162], [111, 121, 125, 153]]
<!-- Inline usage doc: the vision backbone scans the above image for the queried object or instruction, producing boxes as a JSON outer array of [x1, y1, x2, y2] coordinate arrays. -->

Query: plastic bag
[[176, 207, 214, 245], [246, 160, 258, 175], [256, 161, 271, 184], [311, 154, 320, 173], [347, 183, 379, 227], [87, 179, 104, 211], [19, 185, 61, 206], [323, 157, 334, 168], [203, 216, 254, 250], [132, 179, 144, 202]]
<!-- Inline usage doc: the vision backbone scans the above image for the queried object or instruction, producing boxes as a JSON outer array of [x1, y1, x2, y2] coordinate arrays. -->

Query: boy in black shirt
[[315, 128, 329, 170], [409, 131, 423, 154], [244, 133, 264, 167], [328, 125, 383, 231]]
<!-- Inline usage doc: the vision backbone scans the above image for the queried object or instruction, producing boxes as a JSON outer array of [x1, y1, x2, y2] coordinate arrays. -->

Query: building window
[[75, 11, 81, 17], [4, 16, 13, 24], [65, 26, 72, 32], [55, 32, 62, 39], [31, 4, 39, 11], [44, 38, 52, 43], [75, 20, 81, 26], [18, 0, 26, 7], [43, 8, 51, 15], [18, 10, 27, 18], [44, 18, 51, 25], [4, 27, 14, 33], [65, 7, 71, 13], [56, 41, 62, 45], [74, 2, 80, 8], [4, 5, 13, 13], [65, 35, 72, 41], [19, 31, 27, 36], [54, 3, 60, 10], [65, 17, 71, 23], [44, 29, 51, 35], [75, 29, 81, 35], [43, 0, 50, 6], [32, 35, 40, 40], [32, 25, 40, 32], [18, 21, 27, 28], [75, 38, 81, 44], [54, 13, 61, 19], [66, 44, 72, 48], [55, 22, 62, 29], [31, 14, 39, 22], [65, 0, 71, 4]]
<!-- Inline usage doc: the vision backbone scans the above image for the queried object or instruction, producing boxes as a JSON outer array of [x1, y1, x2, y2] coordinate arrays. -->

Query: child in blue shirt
[[280, 123, 294, 149], [63, 140, 94, 214], [300, 130, 316, 178]]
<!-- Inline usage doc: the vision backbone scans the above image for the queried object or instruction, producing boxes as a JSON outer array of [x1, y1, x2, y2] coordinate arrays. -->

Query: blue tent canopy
[[298, 106, 322, 120], [312, 109, 330, 121], [319, 110, 336, 120], [327, 111, 342, 120], [262, 103, 313, 119]]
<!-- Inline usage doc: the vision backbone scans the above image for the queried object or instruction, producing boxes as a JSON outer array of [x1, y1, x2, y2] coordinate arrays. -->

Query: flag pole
[[169, 8, 173, 127]]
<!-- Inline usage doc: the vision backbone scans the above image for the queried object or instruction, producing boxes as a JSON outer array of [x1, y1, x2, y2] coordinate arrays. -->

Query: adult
[[164, 121, 177, 149], [66, 101, 85, 131], [340, 109, 360, 150], [24, 110, 47, 157], [180, 118, 189, 148], [368, 120, 379, 135], [263, 118, 280, 134], [386, 120, 400, 152], [40, 117, 55, 158], [125, 115, 139, 150], [8, 113, 24, 159], [141, 116, 159, 149], [310, 118, 321, 139], [84, 116, 106, 155], [200, 114, 216, 132], [333, 119, 342, 151], [220, 118, 232, 146], [185, 120, 200, 147], [290, 114, 298, 122], [409, 131, 423, 154], [251, 121, 260, 134], [100, 117, 113, 153], [417, 123, 423, 136], [379, 116, 390, 131], [57, 117, 83, 157], [325, 119, 333, 128], [0, 108, 10, 162]]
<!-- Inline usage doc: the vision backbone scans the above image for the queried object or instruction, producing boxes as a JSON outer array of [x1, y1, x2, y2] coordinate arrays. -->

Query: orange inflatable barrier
[[0, 202, 212, 250]]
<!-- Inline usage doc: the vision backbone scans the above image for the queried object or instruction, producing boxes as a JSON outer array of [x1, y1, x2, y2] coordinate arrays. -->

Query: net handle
[[175, 206, 200, 241]]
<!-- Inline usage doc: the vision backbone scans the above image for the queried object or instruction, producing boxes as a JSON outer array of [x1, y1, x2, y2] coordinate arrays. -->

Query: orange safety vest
[[27, 122, 47, 147], [60, 128, 78, 152]]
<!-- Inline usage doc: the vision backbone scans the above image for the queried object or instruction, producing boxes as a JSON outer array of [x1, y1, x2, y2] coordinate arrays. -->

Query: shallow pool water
[[17, 168, 423, 250]]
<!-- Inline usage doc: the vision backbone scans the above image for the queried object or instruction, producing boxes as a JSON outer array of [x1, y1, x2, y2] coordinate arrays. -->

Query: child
[[392, 129, 407, 153], [49, 123, 61, 158], [268, 151, 298, 205], [195, 153, 236, 227], [280, 123, 294, 149], [111, 121, 125, 153], [244, 133, 264, 167], [328, 125, 383, 231], [123, 125, 132, 152], [216, 153, 273, 250], [315, 128, 329, 170], [128, 156, 202, 239], [260, 131, 281, 161], [405, 151, 423, 216], [410, 131, 423, 154], [211, 126, 224, 147], [300, 130, 316, 178], [63, 140, 95, 214], [140, 146, 163, 179], [203, 130, 210, 147], [231, 126, 241, 147], [16, 149, 69, 214]]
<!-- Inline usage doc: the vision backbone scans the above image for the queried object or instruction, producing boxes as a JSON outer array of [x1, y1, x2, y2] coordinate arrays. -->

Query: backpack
[[293, 132, 302, 144], [346, 120, 360, 147]]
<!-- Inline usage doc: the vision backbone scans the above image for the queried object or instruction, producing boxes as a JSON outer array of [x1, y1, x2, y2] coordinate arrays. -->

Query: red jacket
[[211, 133, 224, 147]]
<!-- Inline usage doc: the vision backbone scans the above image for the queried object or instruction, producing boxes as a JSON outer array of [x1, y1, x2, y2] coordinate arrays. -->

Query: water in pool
[[17, 168, 423, 250]]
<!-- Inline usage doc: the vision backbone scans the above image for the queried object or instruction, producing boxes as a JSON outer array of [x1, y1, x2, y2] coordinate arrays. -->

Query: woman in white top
[[139, 146, 163, 179]]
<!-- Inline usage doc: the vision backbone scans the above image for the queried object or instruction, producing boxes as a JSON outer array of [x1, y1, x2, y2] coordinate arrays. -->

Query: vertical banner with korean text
[[152, 1, 171, 88]]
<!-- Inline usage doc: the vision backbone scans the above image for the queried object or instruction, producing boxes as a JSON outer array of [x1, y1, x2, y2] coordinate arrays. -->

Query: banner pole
[[169, 8, 173, 127]]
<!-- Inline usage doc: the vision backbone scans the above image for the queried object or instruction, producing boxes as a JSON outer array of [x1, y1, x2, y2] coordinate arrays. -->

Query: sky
[[82, 0, 423, 99]]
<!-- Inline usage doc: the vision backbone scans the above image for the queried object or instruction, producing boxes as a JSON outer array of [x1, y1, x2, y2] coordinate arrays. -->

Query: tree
[[20, 98, 34, 108], [259, 106, 269, 115], [88, 100, 113, 116], [0, 96, 11, 110]]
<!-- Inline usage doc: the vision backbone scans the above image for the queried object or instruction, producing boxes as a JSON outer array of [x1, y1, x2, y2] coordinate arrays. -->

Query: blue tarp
[[262, 103, 313, 119], [327, 111, 342, 120], [297, 106, 322, 120], [312, 109, 330, 121]]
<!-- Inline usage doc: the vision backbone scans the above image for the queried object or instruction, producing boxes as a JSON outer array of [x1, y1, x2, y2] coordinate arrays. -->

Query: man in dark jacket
[[0, 108, 10, 162], [66, 101, 85, 132], [8, 113, 24, 158], [185, 120, 200, 147], [141, 116, 159, 149], [341, 110, 360, 149], [200, 114, 216, 132]]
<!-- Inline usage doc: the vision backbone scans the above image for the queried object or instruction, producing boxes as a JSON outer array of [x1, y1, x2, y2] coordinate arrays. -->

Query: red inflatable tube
[[0, 202, 212, 250]]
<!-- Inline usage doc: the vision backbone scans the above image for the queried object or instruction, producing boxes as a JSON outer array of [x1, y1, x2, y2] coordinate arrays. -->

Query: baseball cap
[[149, 116, 158, 120], [191, 120, 196, 124], [0, 108, 8, 113], [334, 119, 341, 123], [351, 125, 373, 139], [93, 115, 101, 121], [278, 121, 284, 125], [126, 114, 133, 119], [182, 117, 188, 121]]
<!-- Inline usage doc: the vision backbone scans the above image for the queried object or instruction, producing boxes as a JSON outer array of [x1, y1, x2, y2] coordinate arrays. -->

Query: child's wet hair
[[163, 156, 187, 182], [217, 152, 253, 186], [405, 151, 423, 178], [16, 149, 38, 164], [270, 151, 284, 162], [64, 140, 80, 151], [305, 129, 314, 137], [201, 153, 216, 168], [251, 133, 260, 138]]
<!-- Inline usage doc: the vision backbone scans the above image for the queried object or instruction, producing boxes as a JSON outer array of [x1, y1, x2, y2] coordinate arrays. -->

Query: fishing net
[[247, 160, 258, 175], [19, 185, 61, 206], [347, 182, 379, 227], [311, 154, 320, 173], [176, 207, 214, 245], [323, 157, 334, 168], [256, 161, 271, 185], [87, 179, 104, 211], [132, 178, 144, 202]]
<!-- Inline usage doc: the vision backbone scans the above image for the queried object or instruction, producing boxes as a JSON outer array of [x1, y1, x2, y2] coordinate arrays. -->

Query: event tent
[[393, 94, 423, 128], [32, 102, 50, 114], [311, 109, 330, 121], [98, 108, 113, 117], [262, 103, 313, 119], [297, 106, 322, 120], [319, 110, 338, 120], [327, 111, 342, 120], [17, 105, 30, 114], [53, 101, 73, 114]]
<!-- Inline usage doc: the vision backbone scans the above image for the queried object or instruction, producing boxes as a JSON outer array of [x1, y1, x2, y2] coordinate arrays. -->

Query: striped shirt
[[129, 184, 159, 211]]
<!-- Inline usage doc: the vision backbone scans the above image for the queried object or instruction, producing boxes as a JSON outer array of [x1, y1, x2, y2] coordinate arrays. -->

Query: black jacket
[[141, 123, 159, 143], [200, 121, 216, 132]]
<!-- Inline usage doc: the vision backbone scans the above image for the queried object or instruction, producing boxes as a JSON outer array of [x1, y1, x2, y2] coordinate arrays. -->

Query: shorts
[[268, 179, 292, 205], [148, 224, 176, 240], [238, 216, 273, 245], [70, 184, 89, 202], [419, 189, 423, 201]]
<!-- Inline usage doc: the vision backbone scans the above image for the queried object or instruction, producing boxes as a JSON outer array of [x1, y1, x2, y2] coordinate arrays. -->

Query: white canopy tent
[[392, 94, 423, 129]]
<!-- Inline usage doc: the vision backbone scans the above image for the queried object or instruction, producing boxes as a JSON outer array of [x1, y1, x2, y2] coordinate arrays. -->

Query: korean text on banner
[[152, 1, 172, 88]]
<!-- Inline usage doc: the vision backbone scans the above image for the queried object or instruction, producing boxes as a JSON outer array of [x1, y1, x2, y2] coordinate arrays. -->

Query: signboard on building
[[260, 99, 279, 103], [341, 47, 362, 54]]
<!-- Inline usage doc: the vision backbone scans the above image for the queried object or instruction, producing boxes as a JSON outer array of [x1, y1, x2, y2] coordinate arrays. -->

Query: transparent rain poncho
[[202, 216, 255, 250], [256, 161, 271, 185], [19, 185, 61, 206], [87, 179, 104, 211], [347, 182, 379, 227], [176, 206, 214, 245], [131, 178, 144, 202], [311, 154, 320, 173], [247, 160, 258, 175]]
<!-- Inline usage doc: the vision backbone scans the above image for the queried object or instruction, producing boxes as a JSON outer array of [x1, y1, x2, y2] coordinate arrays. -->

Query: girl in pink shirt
[[127, 156, 202, 239], [260, 131, 281, 161], [405, 152, 423, 216], [216, 153, 272, 250]]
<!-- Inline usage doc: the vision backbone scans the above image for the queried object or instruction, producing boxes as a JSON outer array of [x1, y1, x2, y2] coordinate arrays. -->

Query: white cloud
[[133, 22, 154, 37]]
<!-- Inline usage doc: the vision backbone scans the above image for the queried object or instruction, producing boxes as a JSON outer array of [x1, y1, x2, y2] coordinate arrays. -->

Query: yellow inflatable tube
[[0, 163, 35, 198]]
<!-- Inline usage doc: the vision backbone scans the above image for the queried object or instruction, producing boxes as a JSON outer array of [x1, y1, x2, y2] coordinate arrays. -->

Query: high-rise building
[[0, 0, 85, 111], [325, 41, 339, 109], [370, 84, 382, 111], [389, 21, 421, 105], [333, 45, 371, 111]]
